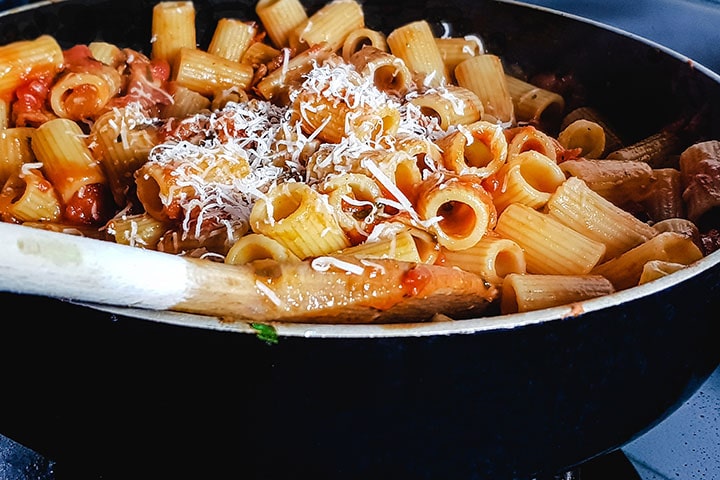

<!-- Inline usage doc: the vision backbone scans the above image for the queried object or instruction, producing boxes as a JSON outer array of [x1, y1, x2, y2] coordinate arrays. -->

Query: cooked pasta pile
[[0, 0, 718, 318]]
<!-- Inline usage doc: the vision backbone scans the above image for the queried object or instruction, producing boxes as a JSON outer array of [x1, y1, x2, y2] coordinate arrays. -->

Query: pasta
[[255, 0, 306, 50], [455, 54, 514, 124], [504, 74, 564, 130], [151, 1, 196, 72], [0, 0, 717, 323], [546, 177, 658, 260], [501, 273, 614, 314], [386, 20, 448, 88]]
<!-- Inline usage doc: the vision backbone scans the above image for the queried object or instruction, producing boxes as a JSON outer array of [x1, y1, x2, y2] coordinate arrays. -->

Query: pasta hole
[[464, 139, 493, 168], [393, 161, 421, 198], [375, 66, 403, 92], [270, 189, 303, 222], [62, 85, 103, 119], [494, 250, 524, 278], [517, 139, 545, 156], [500, 281, 519, 314], [537, 102, 563, 134], [249, 258, 283, 280], [135, 175, 167, 221], [349, 38, 372, 57], [437, 201, 476, 238]]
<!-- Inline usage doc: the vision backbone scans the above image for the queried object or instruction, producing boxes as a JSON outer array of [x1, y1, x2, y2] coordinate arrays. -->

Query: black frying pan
[[0, 0, 719, 478]]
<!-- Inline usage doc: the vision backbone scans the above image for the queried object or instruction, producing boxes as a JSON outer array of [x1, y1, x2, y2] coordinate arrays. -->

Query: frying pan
[[1, 0, 719, 478]]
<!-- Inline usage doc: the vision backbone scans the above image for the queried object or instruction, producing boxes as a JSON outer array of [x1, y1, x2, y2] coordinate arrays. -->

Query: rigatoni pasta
[[494, 203, 606, 275], [387, 20, 448, 88], [501, 273, 614, 314], [455, 54, 514, 124], [546, 177, 658, 260], [151, 1, 196, 71]]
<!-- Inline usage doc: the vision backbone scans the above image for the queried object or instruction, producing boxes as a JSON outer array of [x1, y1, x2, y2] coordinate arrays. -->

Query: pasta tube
[[255, 0, 308, 48], [159, 83, 212, 118], [254, 44, 332, 104], [49, 70, 123, 121], [106, 213, 170, 249], [592, 232, 703, 290], [415, 174, 496, 251], [557, 119, 606, 159], [32, 118, 112, 224], [561, 106, 624, 154], [435, 36, 484, 76], [342, 29, 388, 61], [225, 233, 301, 264], [501, 273, 615, 314], [320, 172, 383, 240], [0, 127, 35, 185], [504, 74, 565, 129], [638, 260, 687, 285], [249, 181, 350, 259], [340, 229, 422, 262], [546, 177, 658, 260], [490, 150, 565, 213], [506, 125, 557, 162], [441, 236, 526, 286], [0, 166, 62, 223], [89, 105, 160, 207], [0, 35, 64, 97], [292, 0, 364, 52], [386, 20, 447, 88], [87, 41, 125, 68], [408, 85, 483, 129], [652, 217, 701, 248], [495, 203, 606, 275], [135, 146, 251, 223], [455, 54, 514, 124], [151, 0, 196, 71], [293, 87, 400, 144], [349, 46, 414, 97], [436, 120, 508, 178], [173, 48, 254, 97], [208, 18, 258, 62], [241, 42, 281, 66]]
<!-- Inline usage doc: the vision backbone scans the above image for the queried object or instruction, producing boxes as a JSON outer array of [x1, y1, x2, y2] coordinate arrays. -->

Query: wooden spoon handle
[[0, 222, 202, 311]]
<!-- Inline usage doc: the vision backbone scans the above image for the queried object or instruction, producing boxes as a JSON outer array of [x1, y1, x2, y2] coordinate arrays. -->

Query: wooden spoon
[[0, 222, 498, 323]]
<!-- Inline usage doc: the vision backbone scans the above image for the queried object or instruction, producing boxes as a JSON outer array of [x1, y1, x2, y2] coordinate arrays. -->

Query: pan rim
[[73, 248, 720, 338]]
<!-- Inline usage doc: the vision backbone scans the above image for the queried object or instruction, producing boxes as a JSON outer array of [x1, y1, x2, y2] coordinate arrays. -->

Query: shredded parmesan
[[256, 279, 283, 306], [311, 256, 365, 275]]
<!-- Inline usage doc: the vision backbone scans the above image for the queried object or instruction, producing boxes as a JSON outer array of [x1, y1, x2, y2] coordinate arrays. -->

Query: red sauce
[[481, 173, 501, 195], [63, 45, 104, 73], [107, 50, 172, 111], [401, 265, 432, 297], [63, 183, 115, 225], [12, 71, 56, 127]]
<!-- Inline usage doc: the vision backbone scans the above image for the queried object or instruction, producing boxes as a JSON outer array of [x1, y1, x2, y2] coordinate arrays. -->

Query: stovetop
[[0, 0, 719, 479]]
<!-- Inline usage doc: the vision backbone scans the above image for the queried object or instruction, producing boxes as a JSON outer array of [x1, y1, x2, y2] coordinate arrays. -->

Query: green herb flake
[[251, 323, 279, 344]]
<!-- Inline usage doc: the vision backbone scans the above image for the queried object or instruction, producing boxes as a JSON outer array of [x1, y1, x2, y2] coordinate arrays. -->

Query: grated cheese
[[255, 279, 283, 306], [137, 53, 462, 256], [311, 256, 365, 275]]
